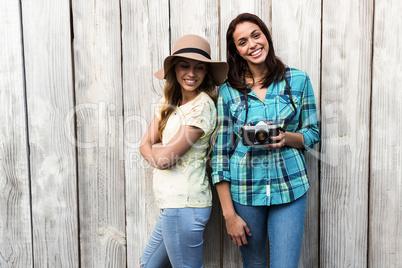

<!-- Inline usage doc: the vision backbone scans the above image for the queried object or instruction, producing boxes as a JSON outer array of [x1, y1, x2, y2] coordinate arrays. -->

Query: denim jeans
[[139, 206, 211, 268], [233, 193, 307, 268]]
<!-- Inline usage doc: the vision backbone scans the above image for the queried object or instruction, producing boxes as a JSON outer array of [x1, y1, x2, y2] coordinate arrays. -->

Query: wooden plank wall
[[321, 0, 373, 266], [71, 0, 127, 266], [370, 0, 402, 266], [1, 0, 401, 267], [20, 0, 79, 266], [0, 1, 32, 267]]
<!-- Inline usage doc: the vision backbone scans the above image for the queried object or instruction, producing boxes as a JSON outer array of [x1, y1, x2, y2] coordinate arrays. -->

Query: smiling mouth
[[250, 48, 262, 56], [184, 79, 196, 85]]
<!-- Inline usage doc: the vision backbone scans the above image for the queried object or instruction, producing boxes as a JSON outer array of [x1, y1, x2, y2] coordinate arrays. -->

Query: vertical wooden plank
[[271, 1, 321, 267], [370, 0, 402, 266], [169, 1, 221, 266], [219, 1, 271, 267], [170, 0, 220, 46], [71, 0, 126, 266], [0, 1, 33, 267], [120, 0, 169, 266], [321, 0, 372, 266], [20, 0, 79, 266]]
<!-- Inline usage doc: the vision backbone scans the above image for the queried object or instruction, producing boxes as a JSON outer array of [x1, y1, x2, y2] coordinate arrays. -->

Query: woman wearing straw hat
[[139, 34, 228, 267], [212, 13, 320, 267]]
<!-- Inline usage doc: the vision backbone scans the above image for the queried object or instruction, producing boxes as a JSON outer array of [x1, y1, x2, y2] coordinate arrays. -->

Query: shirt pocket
[[277, 94, 299, 125]]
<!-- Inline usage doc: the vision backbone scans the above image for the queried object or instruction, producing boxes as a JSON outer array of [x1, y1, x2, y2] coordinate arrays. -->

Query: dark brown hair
[[226, 13, 286, 92]]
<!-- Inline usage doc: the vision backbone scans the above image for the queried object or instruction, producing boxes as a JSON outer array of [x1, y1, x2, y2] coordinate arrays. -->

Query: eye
[[196, 65, 206, 70], [238, 40, 246, 46], [254, 33, 260, 38], [179, 64, 189, 69]]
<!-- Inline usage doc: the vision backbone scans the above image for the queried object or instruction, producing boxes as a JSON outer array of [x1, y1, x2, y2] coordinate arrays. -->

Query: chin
[[183, 87, 198, 92], [248, 59, 266, 67]]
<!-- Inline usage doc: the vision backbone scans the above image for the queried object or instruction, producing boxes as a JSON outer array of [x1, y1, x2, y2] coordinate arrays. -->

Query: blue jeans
[[233, 193, 307, 268], [139, 206, 211, 268]]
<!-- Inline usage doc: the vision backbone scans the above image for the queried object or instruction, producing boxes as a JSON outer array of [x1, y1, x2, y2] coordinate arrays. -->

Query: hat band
[[173, 48, 211, 59]]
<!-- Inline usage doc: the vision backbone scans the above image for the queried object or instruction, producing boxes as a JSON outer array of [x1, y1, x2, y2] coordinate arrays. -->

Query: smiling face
[[174, 58, 208, 95], [232, 21, 269, 68]]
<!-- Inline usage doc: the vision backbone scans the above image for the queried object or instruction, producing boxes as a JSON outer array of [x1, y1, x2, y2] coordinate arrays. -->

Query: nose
[[188, 66, 196, 77], [249, 39, 257, 49]]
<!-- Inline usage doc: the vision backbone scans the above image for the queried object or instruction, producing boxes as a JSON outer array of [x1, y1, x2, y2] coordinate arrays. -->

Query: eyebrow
[[237, 29, 259, 43]]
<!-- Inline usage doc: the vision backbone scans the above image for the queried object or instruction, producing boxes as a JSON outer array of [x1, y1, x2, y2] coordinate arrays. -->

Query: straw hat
[[154, 34, 228, 86]]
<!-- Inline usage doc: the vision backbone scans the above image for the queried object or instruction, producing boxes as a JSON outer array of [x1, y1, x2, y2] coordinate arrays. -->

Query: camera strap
[[279, 77, 297, 132]]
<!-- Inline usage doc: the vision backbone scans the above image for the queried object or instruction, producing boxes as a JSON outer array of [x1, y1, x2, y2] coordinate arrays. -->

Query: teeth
[[251, 49, 262, 56], [185, 80, 195, 83]]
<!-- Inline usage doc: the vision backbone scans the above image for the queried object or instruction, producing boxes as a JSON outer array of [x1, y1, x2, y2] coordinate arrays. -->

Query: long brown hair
[[226, 13, 286, 92], [158, 57, 217, 136]]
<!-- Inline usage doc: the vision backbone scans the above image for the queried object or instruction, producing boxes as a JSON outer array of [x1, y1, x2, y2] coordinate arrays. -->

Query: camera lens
[[255, 129, 269, 144]]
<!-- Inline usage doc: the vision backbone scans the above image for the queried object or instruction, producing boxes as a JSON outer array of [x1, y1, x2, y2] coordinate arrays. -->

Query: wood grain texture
[[272, 1, 321, 267], [0, 1, 32, 267], [370, 0, 402, 266], [219, 1, 271, 267], [320, 0, 373, 266], [120, 0, 169, 266], [169, 1, 222, 266], [20, 0, 79, 266], [71, 0, 126, 266]]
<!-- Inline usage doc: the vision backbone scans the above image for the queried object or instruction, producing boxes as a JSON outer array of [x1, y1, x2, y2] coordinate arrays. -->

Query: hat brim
[[154, 54, 228, 86]]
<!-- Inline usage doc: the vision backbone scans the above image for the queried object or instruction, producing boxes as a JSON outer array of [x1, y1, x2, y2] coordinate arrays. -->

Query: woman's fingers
[[262, 131, 285, 149], [244, 224, 252, 237], [226, 215, 252, 246]]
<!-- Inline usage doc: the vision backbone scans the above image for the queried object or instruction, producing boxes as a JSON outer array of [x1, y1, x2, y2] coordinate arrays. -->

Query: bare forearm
[[215, 181, 236, 219], [284, 131, 305, 149], [151, 125, 204, 169]]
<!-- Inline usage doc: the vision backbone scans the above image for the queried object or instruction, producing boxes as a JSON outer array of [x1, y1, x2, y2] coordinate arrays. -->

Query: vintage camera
[[241, 121, 280, 146]]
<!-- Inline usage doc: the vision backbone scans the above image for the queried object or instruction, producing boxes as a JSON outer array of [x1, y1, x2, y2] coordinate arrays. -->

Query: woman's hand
[[224, 213, 252, 246], [215, 181, 251, 246], [261, 121, 305, 149], [265, 131, 286, 149]]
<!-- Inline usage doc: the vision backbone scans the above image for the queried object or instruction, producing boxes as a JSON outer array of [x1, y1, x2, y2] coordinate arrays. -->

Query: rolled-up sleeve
[[297, 75, 320, 152], [211, 90, 232, 184]]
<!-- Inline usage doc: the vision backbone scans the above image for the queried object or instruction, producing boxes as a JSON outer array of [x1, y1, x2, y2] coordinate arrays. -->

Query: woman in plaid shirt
[[211, 13, 320, 267]]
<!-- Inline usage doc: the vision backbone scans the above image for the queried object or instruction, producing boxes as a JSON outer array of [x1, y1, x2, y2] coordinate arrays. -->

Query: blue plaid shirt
[[211, 68, 319, 206]]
